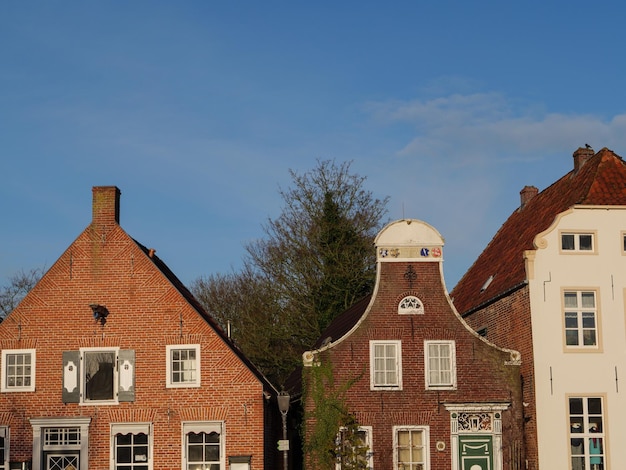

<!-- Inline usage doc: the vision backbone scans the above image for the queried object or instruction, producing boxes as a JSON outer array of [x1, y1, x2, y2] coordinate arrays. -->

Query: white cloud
[[365, 92, 626, 166]]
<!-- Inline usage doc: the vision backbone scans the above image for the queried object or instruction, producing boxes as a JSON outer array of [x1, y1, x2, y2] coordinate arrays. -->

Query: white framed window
[[425, 341, 456, 389], [182, 422, 224, 470], [568, 396, 605, 470], [394, 426, 429, 470], [111, 423, 152, 470], [166, 344, 201, 388], [336, 424, 373, 469], [62, 348, 135, 404], [564, 291, 598, 348], [398, 296, 424, 315], [370, 340, 402, 390], [561, 232, 595, 252], [1, 349, 35, 392], [0, 427, 8, 470]]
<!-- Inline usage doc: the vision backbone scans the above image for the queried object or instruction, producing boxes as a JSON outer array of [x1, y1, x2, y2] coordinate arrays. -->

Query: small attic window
[[398, 296, 424, 315]]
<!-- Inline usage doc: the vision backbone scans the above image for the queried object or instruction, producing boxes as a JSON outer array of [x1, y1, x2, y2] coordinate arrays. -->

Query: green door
[[459, 435, 493, 470]]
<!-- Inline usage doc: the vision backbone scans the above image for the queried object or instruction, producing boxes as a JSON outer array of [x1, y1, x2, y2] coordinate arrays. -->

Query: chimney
[[573, 147, 594, 173], [92, 186, 121, 227], [520, 185, 538, 208]]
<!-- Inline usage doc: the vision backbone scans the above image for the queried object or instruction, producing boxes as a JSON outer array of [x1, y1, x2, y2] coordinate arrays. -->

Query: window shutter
[[62, 351, 81, 403], [118, 349, 135, 402]]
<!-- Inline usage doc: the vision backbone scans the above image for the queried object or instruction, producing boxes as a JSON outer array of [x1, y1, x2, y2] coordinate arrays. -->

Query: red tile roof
[[451, 147, 626, 315]]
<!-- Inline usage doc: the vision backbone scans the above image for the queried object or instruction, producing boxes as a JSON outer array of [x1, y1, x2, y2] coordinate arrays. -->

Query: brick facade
[[303, 220, 525, 470], [462, 287, 538, 470], [0, 186, 279, 469]]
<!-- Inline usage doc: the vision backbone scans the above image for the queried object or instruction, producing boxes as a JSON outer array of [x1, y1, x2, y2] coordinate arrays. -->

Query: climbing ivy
[[302, 354, 369, 470]]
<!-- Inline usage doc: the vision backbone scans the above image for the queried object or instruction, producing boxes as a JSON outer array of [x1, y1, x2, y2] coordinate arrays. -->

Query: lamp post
[[277, 391, 290, 470]]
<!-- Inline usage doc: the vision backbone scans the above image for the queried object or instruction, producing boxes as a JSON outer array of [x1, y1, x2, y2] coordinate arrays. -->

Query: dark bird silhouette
[[585, 143, 592, 149]]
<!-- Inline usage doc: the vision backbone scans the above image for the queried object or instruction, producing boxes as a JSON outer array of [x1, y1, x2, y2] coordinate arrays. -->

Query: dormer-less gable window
[[166, 344, 201, 388], [561, 232, 594, 252], [398, 296, 424, 315], [1, 349, 35, 392], [62, 348, 135, 404]]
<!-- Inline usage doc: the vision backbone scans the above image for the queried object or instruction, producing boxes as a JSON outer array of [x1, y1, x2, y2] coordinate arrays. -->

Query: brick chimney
[[573, 147, 594, 173], [92, 186, 121, 227], [520, 185, 538, 208]]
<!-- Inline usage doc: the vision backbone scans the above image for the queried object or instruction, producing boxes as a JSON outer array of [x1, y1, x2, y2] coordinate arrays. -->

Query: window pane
[[579, 234, 593, 250], [564, 292, 578, 308], [588, 398, 602, 414], [85, 351, 115, 400], [583, 330, 596, 346], [565, 313, 578, 328], [566, 330, 579, 346], [582, 312, 596, 328], [570, 398, 583, 414], [581, 292, 595, 308], [188, 445, 203, 462], [117, 433, 132, 445], [562, 234, 575, 250], [117, 446, 132, 463]]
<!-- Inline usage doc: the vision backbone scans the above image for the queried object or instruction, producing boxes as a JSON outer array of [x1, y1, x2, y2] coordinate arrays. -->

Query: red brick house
[[301, 219, 525, 470], [0, 186, 280, 470], [451, 147, 626, 470]]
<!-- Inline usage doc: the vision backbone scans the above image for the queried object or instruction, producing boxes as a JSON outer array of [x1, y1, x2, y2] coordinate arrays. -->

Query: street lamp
[[277, 391, 291, 470]]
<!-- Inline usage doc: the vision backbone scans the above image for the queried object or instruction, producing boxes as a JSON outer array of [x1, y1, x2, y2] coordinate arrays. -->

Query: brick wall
[[463, 287, 537, 470], [304, 261, 525, 469], [0, 205, 269, 468]]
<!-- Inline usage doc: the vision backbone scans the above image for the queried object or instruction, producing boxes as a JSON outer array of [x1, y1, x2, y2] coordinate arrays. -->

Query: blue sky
[[2, 1, 626, 291]]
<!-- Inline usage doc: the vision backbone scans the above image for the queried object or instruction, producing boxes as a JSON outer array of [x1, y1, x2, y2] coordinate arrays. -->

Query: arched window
[[398, 296, 424, 315]]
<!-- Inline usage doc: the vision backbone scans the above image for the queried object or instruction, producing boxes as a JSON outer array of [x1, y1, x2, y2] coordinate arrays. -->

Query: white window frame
[[1, 348, 35, 392], [0, 426, 8, 470], [335, 425, 373, 470], [369, 340, 402, 390], [81, 347, 119, 404], [425, 340, 456, 390], [111, 422, 153, 470], [567, 396, 606, 470], [166, 344, 201, 388], [560, 232, 595, 252], [563, 290, 599, 349], [393, 425, 429, 470], [398, 296, 424, 315], [181, 421, 224, 470]]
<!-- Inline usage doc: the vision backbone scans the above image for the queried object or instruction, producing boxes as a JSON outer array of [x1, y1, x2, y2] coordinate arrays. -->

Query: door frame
[[30, 417, 91, 470], [444, 403, 509, 470]]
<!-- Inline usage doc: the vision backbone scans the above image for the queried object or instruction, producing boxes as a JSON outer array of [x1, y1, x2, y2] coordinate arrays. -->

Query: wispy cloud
[[365, 92, 626, 166]]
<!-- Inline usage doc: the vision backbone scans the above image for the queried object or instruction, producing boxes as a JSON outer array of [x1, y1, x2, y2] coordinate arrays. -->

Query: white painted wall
[[527, 206, 626, 469]]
